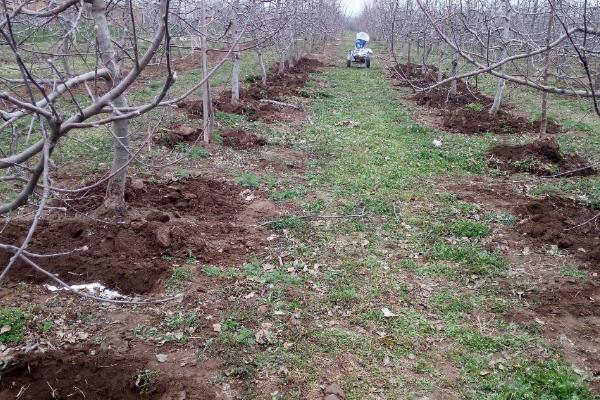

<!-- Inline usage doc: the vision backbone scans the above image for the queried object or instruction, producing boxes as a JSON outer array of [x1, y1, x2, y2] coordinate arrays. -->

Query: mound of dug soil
[[488, 139, 596, 177], [2, 177, 272, 293], [529, 118, 562, 135], [210, 57, 321, 123], [401, 72, 554, 135], [516, 196, 600, 264], [391, 63, 440, 86], [411, 79, 493, 108], [513, 278, 600, 390], [155, 124, 202, 148], [222, 130, 267, 150], [443, 108, 529, 135], [525, 279, 600, 318], [0, 218, 173, 294], [0, 349, 164, 399]]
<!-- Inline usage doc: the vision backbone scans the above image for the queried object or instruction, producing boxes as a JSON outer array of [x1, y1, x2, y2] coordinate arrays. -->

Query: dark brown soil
[[222, 130, 267, 150], [452, 183, 600, 265], [391, 63, 440, 86], [525, 279, 600, 317], [0, 217, 172, 294], [178, 57, 323, 123], [155, 124, 202, 148], [412, 80, 493, 109], [1, 177, 273, 294], [452, 183, 600, 391], [396, 68, 548, 135], [408, 79, 533, 135], [516, 196, 600, 264], [443, 108, 530, 135], [488, 139, 596, 176], [530, 118, 562, 135], [209, 57, 322, 123], [0, 349, 164, 399], [514, 278, 600, 389]]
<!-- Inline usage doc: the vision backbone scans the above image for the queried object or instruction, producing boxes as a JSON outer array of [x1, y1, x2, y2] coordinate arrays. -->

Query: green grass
[[165, 267, 194, 294], [441, 220, 492, 238], [471, 359, 596, 400], [430, 242, 508, 276], [0, 308, 26, 344], [235, 172, 261, 188]]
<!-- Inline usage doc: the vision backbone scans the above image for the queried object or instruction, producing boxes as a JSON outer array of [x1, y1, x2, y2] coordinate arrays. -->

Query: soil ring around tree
[[488, 138, 597, 177], [1, 177, 276, 295], [451, 182, 600, 389], [0, 347, 223, 400]]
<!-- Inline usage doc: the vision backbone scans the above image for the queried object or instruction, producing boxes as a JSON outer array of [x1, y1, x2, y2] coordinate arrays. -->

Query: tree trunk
[[407, 40, 412, 64], [594, 59, 600, 91], [256, 47, 267, 87], [526, 0, 539, 78], [450, 51, 458, 96], [539, 9, 555, 139], [421, 43, 432, 75], [278, 51, 286, 74], [201, 0, 214, 142], [61, 28, 72, 76], [490, 0, 511, 115], [91, 0, 130, 212], [230, 0, 240, 105]]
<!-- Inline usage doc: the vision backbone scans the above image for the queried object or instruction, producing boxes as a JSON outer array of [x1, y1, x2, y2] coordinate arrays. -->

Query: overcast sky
[[342, 0, 371, 16]]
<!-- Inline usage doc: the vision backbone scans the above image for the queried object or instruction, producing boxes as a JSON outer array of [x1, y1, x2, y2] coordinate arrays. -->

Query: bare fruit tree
[[0, 0, 343, 300], [362, 0, 600, 136]]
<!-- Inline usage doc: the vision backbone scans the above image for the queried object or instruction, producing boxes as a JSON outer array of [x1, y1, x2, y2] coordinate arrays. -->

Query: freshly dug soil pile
[[0, 218, 172, 294], [413, 84, 493, 110], [513, 278, 600, 390], [488, 139, 596, 176], [176, 99, 203, 118], [2, 178, 271, 293], [209, 57, 321, 122], [529, 118, 562, 135], [525, 279, 600, 318], [155, 124, 202, 148], [222, 130, 267, 150], [0, 349, 164, 399], [443, 108, 529, 135], [516, 196, 600, 264], [62, 176, 244, 216], [391, 63, 440, 86], [408, 79, 532, 135]]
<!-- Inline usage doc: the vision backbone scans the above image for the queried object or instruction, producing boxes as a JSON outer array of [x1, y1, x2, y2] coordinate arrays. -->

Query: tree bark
[[594, 59, 600, 91], [490, 0, 511, 115], [230, 0, 240, 105], [91, 0, 130, 212], [256, 47, 267, 87], [450, 51, 458, 96], [201, 0, 214, 142], [539, 8, 555, 138]]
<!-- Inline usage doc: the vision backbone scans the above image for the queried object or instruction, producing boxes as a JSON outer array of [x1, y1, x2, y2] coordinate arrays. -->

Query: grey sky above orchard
[[342, 0, 372, 16]]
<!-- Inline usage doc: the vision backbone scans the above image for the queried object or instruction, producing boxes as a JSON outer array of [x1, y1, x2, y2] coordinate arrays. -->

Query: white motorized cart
[[347, 32, 373, 68]]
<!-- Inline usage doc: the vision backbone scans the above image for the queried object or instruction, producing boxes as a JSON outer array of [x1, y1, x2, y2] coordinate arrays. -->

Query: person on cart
[[347, 32, 373, 68]]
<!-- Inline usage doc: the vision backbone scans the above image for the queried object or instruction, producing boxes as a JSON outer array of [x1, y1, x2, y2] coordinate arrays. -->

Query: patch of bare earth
[[176, 57, 325, 124], [488, 138, 596, 177], [0, 346, 225, 399], [1, 177, 276, 294], [389, 62, 562, 136], [451, 180, 600, 390]]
